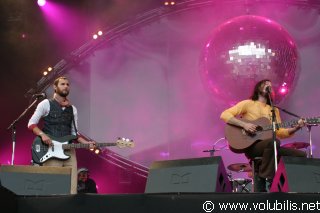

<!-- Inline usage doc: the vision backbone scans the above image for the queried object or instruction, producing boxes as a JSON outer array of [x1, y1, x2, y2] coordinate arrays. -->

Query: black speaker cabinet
[[145, 156, 232, 193], [0, 165, 71, 195], [270, 157, 320, 192]]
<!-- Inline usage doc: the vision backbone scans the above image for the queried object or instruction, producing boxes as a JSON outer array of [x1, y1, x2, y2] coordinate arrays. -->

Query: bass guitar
[[225, 116, 320, 153], [31, 135, 134, 164]]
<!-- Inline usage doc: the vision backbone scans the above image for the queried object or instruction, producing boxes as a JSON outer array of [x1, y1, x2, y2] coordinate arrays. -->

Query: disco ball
[[200, 15, 299, 105]]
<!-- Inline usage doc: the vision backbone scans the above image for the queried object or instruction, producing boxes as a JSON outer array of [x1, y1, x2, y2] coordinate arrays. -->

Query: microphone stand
[[267, 91, 278, 172], [6, 97, 42, 165], [203, 149, 216, 157], [203, 137, 228, 157], [276, 105, 315, 158]]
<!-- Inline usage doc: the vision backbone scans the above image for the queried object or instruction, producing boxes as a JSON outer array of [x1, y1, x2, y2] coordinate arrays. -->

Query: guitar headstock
[[116, 137, 135, 148]]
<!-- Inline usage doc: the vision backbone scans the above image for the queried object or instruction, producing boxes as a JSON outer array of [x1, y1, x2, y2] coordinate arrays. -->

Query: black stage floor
[[1, 187, 320, 213]]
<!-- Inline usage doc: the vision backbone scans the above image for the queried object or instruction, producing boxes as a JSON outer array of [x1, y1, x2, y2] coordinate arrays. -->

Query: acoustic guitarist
[[28, 76, 96, 194], [220, 79, 306, 192]]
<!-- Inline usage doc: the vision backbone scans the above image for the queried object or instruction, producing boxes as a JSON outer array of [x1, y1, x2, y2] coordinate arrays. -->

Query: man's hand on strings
[[243, 122, 258, 133], [41, 134, 52, 146]]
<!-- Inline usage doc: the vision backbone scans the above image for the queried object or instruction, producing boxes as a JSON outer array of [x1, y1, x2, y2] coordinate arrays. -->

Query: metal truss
[[24, 0, 320, 97]]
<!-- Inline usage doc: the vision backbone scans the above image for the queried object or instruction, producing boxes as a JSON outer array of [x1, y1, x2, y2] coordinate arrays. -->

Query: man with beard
[[220, 79, 306, 192], [28, 76, 95, 194]]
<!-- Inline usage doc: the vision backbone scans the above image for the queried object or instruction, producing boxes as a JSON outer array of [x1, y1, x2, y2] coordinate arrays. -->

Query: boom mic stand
[[7, 96, 44, 165]]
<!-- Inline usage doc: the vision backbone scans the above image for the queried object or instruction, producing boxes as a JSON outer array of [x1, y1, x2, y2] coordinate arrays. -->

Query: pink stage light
[[37, 0, 46, 7], [278, 82, 288, 95], [279, 86, 288, 94]]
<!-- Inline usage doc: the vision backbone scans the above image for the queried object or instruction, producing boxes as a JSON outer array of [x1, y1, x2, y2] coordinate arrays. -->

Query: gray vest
[[42, 99, 74, 138]]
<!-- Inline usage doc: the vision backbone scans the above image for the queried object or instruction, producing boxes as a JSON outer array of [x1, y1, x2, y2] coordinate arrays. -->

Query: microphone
[[32, 93, 46, 98], [265, 86, 272, 93]]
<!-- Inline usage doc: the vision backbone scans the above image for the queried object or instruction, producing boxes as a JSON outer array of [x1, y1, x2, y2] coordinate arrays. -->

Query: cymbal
[[227, 163, 252, 172], [281, 142, 310, 149]]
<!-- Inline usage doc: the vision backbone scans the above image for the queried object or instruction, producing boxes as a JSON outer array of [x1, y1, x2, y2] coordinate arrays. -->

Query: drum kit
[[225, 141, 310, 193], [205, 135, 311, 192]]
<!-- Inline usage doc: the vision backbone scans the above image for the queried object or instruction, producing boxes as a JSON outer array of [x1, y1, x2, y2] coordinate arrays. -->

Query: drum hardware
[[281, 142, 309, 149], [306, 123, 318, 158], [231, 178, 252, 193], [227, 163, 252, 192], [227, 163, 252, 172]]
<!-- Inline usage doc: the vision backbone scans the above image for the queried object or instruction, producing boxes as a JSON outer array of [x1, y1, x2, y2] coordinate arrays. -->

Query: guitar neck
[[276, 120, 299, 129], [62, 142, 117, 149], [264, 117, 320, 130]]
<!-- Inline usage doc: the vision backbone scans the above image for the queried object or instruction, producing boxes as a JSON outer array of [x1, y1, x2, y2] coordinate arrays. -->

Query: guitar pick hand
[[40, 134, 52, 146]]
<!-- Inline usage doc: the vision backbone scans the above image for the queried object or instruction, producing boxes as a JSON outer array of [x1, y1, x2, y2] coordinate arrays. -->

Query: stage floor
[[2, 189, 319, 213]]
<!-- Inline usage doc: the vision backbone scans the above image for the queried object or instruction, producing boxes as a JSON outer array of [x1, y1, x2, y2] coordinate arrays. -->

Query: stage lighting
[[163, 1, 176, 6], [43, 71, 48, 76], [279, 82, 288, 95], [37, 0, 46, 7], [47, 67, 53, 72], [94, 148, 101, 155], [98, 31, 103, 36], [92, 34, 98, 40]]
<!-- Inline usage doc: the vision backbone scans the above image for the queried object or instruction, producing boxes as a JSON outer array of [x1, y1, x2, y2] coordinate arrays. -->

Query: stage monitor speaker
[[270, 157, 320, 192], [145, 156, 232, 193], [0, 165, 71, 195]]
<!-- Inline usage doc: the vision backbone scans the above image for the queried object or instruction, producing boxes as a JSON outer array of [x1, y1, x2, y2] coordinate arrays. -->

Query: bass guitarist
[[220, 79, 306, 192], [28, 76, 96, 194]]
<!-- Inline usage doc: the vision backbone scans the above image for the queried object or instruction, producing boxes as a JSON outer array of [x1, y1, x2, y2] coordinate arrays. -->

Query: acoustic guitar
[[225, 117, 320, 153]]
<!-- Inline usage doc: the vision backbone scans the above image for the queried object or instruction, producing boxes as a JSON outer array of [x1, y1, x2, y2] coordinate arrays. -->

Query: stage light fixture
[[47, 67, 53, 72], [37, 0, 46, 7], [94, 148, 101, 155], [98, 31, 103, 36], [279, 82, 288, 95], [92, 34, 98, 40], [163, 1, 176, 6], [43, 71, 48, 76]]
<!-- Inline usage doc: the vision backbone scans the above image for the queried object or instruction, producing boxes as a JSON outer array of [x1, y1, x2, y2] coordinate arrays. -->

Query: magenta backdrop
[[63, 3, 320, 182]]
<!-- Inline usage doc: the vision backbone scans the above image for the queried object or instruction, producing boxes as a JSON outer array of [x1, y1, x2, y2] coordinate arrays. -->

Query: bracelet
[[39, 132, 45, 136]]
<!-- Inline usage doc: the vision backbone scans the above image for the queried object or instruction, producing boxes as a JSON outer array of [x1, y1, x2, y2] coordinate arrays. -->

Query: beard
[[56, 88, 69, 97], [259, 90, 268, 98]]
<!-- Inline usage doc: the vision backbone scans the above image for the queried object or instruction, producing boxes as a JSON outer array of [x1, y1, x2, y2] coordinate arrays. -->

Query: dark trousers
[[245, 138, 306, 191]]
